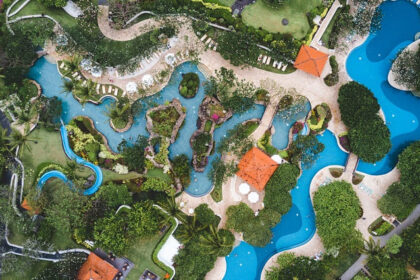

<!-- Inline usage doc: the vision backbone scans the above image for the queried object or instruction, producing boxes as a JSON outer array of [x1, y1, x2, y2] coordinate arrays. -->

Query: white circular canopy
[[248, 192, 259, 203], [165, 53, 176, 65], [188, 208, 194, 214], [271, 154, 283, 164], [142, 74, 154, 87], [239, 183, 250, 195], [91, 66, 102, 78], [126, 82, 138, 93]]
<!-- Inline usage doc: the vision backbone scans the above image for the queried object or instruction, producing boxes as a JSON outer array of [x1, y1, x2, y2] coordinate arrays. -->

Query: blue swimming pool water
[[224, 130, 347, 280], [346, 0, 420, 175], [38, 170, 70, 188], [29, 59, 309, 196], [225, 1, 420, 279]]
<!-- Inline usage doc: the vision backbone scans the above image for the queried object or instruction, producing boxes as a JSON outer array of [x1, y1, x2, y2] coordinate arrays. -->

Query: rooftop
[[236, 147, 278, 192], [293, 45, 329, 77]]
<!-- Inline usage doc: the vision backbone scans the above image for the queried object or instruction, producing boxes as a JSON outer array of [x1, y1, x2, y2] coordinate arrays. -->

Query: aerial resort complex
[[1, 0, 420, 279]]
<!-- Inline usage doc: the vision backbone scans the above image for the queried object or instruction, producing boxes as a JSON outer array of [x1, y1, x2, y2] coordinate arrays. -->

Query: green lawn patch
[[1, 257, 49, 280], [368, 217, 393, 236], [324, 252, 360, 280], [241, 0, 322, 39], [125, 234, 167, 280], [218, 0, 235, 6], [320, 7, 342, 48]]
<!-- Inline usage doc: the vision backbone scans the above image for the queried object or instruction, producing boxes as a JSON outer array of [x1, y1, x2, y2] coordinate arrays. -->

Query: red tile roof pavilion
[[236, 147, 278, 191], [78, 252, 119, 280], [294, 45, 329, 77]]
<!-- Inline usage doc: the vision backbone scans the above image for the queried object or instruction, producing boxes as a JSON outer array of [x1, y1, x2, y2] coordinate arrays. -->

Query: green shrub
[[179, 73, 200, 98], [324, 56, 339, 86], [329, 167, 344, 178]]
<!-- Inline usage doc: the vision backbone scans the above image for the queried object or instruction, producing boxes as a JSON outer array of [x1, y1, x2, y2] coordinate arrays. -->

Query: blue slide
[[37, 122, 103, 195]]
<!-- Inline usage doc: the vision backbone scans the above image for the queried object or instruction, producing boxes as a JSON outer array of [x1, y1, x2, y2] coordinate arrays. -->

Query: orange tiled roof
[[294, 45, 329, 77], [78, 253, 119, 280], [236, 147, 278, 191]]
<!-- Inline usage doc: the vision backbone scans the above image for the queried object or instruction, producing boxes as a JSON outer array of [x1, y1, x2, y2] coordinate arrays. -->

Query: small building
[[236, 147, 278, 191], [78, 252, 119, 280], [78, 249, 133, 280], [293, 45, 329, 77]]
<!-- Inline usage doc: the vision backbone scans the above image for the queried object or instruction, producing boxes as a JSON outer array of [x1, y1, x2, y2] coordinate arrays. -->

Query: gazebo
[[236, 147, 278, 192], [293, 45, 329, 77], [78, 252, 119, 280]]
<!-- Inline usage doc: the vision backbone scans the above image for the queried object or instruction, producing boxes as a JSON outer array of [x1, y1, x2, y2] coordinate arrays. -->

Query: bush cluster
[[179, 73, 200, 98]]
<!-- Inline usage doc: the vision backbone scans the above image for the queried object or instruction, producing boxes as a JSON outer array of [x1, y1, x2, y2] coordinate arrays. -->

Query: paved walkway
[[310, 0, 342, 53], [97, 5, 162, 41], [251, 92, 283, 142], [340, 204, 420, 280]]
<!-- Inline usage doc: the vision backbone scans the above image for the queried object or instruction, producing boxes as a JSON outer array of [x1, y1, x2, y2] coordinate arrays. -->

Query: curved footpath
[[37, 122, 103, 196]]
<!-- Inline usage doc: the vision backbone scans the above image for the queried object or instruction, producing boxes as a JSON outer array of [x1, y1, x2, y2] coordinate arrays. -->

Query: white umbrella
[[271, 154, 283, 164], [165, 53, 176, 66], [239, 183, 250, 195], [142, 74, 154, 87], [126, 82, 138, 93], [188, 208, 194, 214], [248, 192, 259, 204], [91, 66, 102, 78]]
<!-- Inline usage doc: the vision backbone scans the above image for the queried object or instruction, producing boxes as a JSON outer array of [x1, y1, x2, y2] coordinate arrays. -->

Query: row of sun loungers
[[201, 34, 218, 51], [257, 54, 288, 71]]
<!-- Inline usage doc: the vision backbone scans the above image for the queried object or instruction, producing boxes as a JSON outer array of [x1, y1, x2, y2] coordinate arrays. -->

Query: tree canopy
[[313, 181, 363, 252], [338, 82, 391, 162]]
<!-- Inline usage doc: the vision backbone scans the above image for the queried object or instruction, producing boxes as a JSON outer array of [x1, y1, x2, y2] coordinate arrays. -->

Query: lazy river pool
[[28, 59, 309, 196], [224, 1, 420, 279]]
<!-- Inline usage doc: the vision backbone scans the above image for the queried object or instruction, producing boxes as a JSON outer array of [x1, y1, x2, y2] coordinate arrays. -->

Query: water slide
[[37, 122, 103, 195]]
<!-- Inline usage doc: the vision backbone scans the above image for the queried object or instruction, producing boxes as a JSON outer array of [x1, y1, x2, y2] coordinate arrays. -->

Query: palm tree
[[0, 126, 10, 154], [7, 128, 37, 154], [73, 80, 96, 105], [175, 215, 206, 244], [16, 105, 36, 125], [360, 237, 385, 259], [158, 195, 188, 224], [106, 101, 131, 124], [63, 55, 82, 74], [199, 225, 234, 256], [62, 80, 74, 94]]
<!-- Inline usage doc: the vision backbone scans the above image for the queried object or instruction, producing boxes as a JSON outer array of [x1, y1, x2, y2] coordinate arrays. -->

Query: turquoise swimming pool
[[29, 60, 309, 196], [224, 1, 420, 279]]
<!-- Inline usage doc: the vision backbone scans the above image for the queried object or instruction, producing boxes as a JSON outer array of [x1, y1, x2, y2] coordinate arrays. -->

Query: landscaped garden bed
[[307, 103, 332, 133], [179, 72, 199, 98], [368, 216, 394, 236], [146, 99, 186, 142], [352, 172, 364, 185], [329, 167, 344, 178]]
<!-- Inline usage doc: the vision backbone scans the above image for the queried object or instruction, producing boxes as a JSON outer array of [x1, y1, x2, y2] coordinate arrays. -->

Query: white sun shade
[[142, 74, 154, 87], [248, 192, 259, 203], [239, 183, 250, 195], [126, 82, 138, 93]]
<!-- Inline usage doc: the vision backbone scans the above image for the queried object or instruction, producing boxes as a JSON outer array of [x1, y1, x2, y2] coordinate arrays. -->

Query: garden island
[[0, 0, 419, 279]]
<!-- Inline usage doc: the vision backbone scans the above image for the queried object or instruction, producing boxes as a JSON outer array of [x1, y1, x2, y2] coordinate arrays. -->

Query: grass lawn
[[22, 127, 142, 191], [218, 0, 235, 6], [10, 0, 77, 29], [320, 7, 342, 48], [21, 127, 93, 189], [124, 234, 166, 280], [241, 0, 322, 39]]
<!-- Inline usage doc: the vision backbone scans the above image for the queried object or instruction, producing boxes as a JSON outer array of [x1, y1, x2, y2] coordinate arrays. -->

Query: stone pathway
[[340, 204, 420, 280], [310, 0, 342, 53], [250, 92, 282, 142], [97, 5, 162, 41]]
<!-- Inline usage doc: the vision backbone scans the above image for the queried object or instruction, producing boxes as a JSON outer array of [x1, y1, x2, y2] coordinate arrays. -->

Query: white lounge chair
[[108, 86, 113, 94], [60, 62, 65, 69], [72, 72, 78, 78], [102, 85, 106, 94], [257, 54, 263, 62], [266, 57, 271, 65], [200, 34, 207, 42], [282, 64, 288, 71], [96, 84, 100, 91], [122, 91, 126, 97], [213, 44, 217, 51], [262, 56, 267, 64], [82, 80, 87, 86], [273, 61, 278, 68], [277, 62, 283, 69], [114, 88, 118, 96], [205, 38, 212, 45]]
